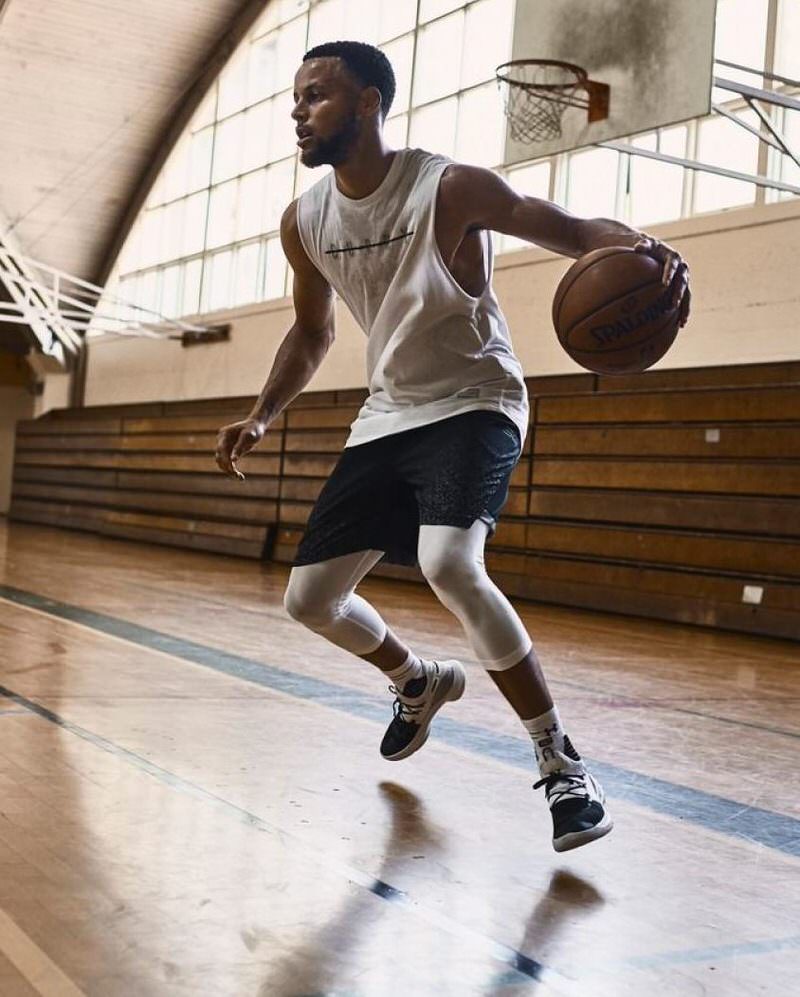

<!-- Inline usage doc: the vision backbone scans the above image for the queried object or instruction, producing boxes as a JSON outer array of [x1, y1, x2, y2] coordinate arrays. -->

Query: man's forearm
[[248, 323, 334, 423], [580, 217, 646, 254]]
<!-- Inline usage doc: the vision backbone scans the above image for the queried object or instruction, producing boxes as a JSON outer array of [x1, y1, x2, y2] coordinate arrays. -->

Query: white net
[[497, 62, 586, 144]]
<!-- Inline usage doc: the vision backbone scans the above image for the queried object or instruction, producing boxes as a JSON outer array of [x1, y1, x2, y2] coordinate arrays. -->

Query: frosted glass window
[[218, 47, 250, 119], [262, 235, 288, 299], [342, 0, 381, 43], [182, 191, 208, 257], [461, 0, 514, 90], [212, 114, 246, 184], [694, 111, 759, 212], [249, 33, 279, 104], [263, 158, 296, 232], [207, 179, 238, 249], [383, 114, 408, 149], [240, 102, 270, 174], [237, 170, 267, 241], [275, 17, 308, 94], [117, 223, 143, 274], [277, 0, 309, 23], [774, 107, 800, 201], [420, 0, 465, 23], [268, 90, 298, 162], [233, 242, 262, 306], [456, 84, 505, 167], [160, 264, 181, 319], [566, 147, 620, 218], [628, 148, 684, 227], [161, 135, 190, 203], [775, 0, 800, 78], [378, 0, 417, 42], [139, 208, 164, 269], [413, 13, 464, 105], [146, 172, 164, 209], [182, 259, 202, 316], [203, 251, 233, 312], [383, 34, 414, 116], [409, 97, 458, 157], [159, 199, 186, 264], [188, 127, 214, 192], [659, 125, 688, 158], [307, 0, 344, 51], [139, 269, 159, 316], [713, 0, 769, 93]]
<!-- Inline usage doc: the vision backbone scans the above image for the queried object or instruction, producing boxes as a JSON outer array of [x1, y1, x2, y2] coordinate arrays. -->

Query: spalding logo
[[590, 290, 672, 346]]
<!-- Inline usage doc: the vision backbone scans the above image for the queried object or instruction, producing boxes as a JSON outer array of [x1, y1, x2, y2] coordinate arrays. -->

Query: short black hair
[[302, 40, 396, 119]]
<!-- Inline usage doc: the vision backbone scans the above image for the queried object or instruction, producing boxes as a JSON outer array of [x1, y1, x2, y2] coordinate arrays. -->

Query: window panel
[[182, 259, 202, 316], [188, 127, 214, 192], [378, 0, 417, 42], [383, 113, 408, 149], [203, 250, 234, 312], [307, 0, 344, 51], [456, 84, 505, 167], [409, 96, 458, 157], [139, 208, 164, 269], [161, 135, 191, 204], [629, 153, 684, 227], [182, 191, 208, 257], [237, 170, 267, 241], [191, 86, 217, 132], [212, 114, 246, 184], [160, 264, 182, 319], [263, 158, 296, 232], [566, 147, 620, 218], [139, 269, 159, 317], [232, 242, 262, 306], [207, 180, 238, 249], [775, 0, 800, 78], [383, 34, 414, 117], [262, 235, 288, 300], [159, 199, 186, 264], [713, 0, 769, 95], [419, 0, 465, 23], [249, 31, 279, 104], [268, 90, 298, 162], [241, 102, 271, 174], [275, 17, 308, 95], [461, 0, 514, 90], [218, 47, 250, 119], [694, 111, 759, 212], [413, 12, 464, 105], [773, 107, 800, 201], [343, 0, 381, 43]]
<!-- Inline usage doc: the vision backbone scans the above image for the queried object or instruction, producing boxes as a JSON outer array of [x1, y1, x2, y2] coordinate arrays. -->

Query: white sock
[[521, 706, 582, 776], [384, 650, 426, 693]]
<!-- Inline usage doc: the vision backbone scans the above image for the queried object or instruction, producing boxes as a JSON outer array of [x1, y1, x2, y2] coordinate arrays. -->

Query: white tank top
[[296, 147, 529, 448]]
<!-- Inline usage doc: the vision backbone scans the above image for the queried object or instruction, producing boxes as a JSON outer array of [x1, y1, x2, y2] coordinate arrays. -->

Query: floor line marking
[[0, 905, 87, 997], [0, 682, 564, 996], [2, 585, 800, 859]]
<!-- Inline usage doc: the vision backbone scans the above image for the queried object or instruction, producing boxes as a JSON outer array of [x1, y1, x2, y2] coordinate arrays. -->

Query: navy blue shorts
[[292, 409, 523, 568]]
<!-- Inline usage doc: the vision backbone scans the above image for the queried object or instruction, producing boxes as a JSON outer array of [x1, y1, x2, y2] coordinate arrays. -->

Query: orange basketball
[[552, 247, 681, 375]]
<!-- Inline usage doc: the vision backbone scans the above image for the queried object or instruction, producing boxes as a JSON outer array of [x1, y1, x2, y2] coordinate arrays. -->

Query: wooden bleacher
[[9, 361, 800, 640]]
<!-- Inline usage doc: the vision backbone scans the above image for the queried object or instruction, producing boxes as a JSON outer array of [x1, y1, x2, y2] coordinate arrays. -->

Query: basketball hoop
[[496, 60, 610, 144]]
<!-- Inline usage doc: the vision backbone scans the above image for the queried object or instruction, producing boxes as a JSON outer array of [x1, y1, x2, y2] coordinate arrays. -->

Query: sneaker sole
[[553, 812, 614, 853], [382, 660, 466, 762]]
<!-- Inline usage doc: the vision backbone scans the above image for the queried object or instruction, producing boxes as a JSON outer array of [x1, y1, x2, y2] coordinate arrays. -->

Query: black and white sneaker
[[534, 752, 613, 853], [380, 659, 466, 761]]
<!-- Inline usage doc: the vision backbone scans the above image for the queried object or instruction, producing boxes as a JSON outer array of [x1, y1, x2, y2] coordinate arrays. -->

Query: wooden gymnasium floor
[[0, 518, 798, 997]]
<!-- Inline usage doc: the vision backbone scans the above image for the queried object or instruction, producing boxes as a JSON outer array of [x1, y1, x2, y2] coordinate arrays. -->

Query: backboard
[[503, 0, 717, 163]]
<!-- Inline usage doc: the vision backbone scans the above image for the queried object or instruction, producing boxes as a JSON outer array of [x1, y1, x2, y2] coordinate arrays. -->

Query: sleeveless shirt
[[295, 147, 529, 448]]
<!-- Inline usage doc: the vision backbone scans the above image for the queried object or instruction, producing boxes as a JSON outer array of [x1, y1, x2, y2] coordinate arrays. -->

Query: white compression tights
[[283, 520, 533, 672]]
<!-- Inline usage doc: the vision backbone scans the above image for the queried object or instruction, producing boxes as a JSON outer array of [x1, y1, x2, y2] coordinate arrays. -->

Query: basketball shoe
[[534, 751, 614, 852], [380, 659, 466, 761]]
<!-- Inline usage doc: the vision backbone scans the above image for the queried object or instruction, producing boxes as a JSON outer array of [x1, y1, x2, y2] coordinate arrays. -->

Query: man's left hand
[[634, 235, 691, 328]]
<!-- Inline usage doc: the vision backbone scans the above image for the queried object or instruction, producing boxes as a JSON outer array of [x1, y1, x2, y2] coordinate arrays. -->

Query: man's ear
[[359, 85, 383, 119]]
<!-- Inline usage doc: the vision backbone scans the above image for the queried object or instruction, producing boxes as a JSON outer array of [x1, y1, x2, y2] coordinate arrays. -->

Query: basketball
[[552, 246, 682, 375]]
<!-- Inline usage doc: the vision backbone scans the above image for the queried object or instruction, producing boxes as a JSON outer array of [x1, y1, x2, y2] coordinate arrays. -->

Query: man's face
[[292, 58, 363, 168]]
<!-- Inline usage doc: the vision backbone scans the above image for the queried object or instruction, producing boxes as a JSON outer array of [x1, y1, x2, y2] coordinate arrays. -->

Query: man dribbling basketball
[[215, 41, 691, 852]]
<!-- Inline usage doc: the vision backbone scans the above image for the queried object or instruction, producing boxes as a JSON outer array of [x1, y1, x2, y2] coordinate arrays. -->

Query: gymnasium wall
[[82, 196, 800, 407]]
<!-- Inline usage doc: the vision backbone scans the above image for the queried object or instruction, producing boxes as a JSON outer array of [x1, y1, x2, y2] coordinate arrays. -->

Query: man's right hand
[[215, 417, 268, 480]]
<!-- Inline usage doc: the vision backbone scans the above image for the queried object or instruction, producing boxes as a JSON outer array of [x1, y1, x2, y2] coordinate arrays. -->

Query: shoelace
[[388, 684, 425, 724], [533, 771, 589, 806]]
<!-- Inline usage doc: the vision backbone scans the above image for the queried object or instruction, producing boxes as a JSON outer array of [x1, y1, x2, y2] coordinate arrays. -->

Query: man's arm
[[215, 200, 335, 479], [437, 164, 690, 322]]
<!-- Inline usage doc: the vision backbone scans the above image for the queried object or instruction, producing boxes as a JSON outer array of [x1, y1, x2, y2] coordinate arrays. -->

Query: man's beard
[[302, 113, 360, 168]]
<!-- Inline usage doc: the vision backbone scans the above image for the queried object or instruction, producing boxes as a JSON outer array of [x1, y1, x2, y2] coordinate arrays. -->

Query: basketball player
[[215, 41, 690, 852]]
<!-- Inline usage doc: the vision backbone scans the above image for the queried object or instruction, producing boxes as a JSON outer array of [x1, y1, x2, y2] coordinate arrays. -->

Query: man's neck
[[334, 136, 397, 200]]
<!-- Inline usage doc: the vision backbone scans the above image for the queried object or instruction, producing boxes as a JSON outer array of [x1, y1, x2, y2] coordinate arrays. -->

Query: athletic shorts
[[291, 409, 523, 568]]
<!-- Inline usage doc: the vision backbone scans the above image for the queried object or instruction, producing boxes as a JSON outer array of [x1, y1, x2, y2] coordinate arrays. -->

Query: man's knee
[[283, 566, 339, 628], [418, 546, 484, 593]]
